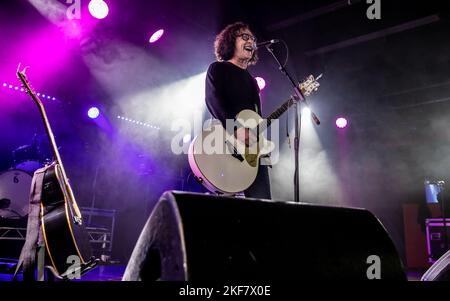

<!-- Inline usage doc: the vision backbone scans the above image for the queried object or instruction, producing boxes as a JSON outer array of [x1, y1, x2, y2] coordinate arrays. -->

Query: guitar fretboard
[[266, 96, 296, 125]]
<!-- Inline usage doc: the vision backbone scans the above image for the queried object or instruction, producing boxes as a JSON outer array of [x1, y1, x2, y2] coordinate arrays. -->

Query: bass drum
[[14, 160, 43, 175], [0, 169, 32, 219]]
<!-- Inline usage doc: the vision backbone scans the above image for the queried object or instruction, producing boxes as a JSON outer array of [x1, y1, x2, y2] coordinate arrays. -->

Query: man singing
[[205, 22, 271, 199]]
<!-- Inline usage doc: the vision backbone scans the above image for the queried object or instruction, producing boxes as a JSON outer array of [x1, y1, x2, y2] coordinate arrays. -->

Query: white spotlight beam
[[27, 0, 68, 26]]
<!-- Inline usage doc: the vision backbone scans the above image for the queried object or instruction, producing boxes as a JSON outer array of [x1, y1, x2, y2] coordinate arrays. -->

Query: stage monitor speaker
[[123, 191, 406, 281]]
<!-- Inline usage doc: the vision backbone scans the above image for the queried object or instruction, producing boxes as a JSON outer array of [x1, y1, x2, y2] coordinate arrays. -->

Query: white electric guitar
[[188, 74, 321, 195]]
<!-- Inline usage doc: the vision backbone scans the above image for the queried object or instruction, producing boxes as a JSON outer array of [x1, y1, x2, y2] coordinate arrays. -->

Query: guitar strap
[[13, 165, 51, 281], [254, 103, 259, 115]]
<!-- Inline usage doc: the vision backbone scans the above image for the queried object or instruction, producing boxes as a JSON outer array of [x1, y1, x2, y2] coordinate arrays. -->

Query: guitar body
[[40, 164, 92, 276], [188, 110, 274, 195], [188, 74, 321, 194]]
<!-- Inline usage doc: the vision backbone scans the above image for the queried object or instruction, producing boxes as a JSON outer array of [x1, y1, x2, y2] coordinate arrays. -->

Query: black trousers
[[244, 165, 271, 199]]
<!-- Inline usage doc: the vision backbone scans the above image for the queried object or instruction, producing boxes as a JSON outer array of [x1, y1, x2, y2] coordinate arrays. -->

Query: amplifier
[[426, 218, 450, 262]]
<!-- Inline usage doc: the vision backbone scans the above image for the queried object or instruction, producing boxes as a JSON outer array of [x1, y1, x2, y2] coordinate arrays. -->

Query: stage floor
[[0, 262, 125, 281], [0, 262, 425, 281]]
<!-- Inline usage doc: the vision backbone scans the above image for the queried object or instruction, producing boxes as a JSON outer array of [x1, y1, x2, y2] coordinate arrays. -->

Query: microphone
[[255, 39, 279, 49]]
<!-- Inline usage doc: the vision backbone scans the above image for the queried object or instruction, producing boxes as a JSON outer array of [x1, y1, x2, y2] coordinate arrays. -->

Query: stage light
[[2, 82, 59, 100], [88, 107, 100, 119], [336, 117, 348, 129], [88, 0, 109, 19], [149, 29, 164, 43], [116, 115, 160, 130], [302, 107, 311, 115], [255, 77, 266, 90]]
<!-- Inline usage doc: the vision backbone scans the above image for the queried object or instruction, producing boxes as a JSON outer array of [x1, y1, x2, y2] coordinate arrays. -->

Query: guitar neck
[[31, 92, 83, 222], [33, 96, 65, 172], [264, 75, 320, 127], [266, 96, 296, 125]]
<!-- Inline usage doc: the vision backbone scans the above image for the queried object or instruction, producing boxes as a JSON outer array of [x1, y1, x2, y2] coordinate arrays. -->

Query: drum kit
[[0, 134, 51, 220]]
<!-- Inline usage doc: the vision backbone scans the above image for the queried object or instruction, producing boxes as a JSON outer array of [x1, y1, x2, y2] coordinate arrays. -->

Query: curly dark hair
[[214, 22, 258, 65]]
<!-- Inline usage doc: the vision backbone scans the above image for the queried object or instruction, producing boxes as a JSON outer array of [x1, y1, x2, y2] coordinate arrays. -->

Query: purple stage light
[[88, 107, 100, 119], [255, 77, 266, 90], [336, 117, 348, 129], [8, 85, 12, 89], [14, 86, 18, 90], [149, 29, 164, 43], [3, 83, 7, 87], [88, 0, 109, 19]]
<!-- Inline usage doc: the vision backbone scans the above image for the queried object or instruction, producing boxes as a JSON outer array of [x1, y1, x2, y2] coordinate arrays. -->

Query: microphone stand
[[264, 44, 320, 203]]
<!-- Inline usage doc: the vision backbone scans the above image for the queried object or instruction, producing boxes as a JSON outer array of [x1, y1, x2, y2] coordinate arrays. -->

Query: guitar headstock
[[299, 74, 322, 97], [16, 64, 43, 107], [16, 64, 33, 94]]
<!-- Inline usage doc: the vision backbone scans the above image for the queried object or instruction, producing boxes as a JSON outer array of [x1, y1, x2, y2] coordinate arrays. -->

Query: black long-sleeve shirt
[[205, 61, 261, 127], [204, 61, 271, 199]]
